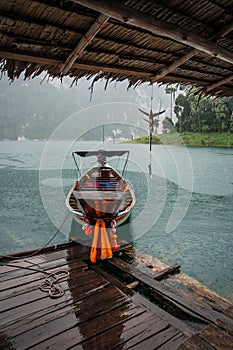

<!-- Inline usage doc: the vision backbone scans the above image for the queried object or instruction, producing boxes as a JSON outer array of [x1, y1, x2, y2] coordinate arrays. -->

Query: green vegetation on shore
[[128, 132, 233, 147]]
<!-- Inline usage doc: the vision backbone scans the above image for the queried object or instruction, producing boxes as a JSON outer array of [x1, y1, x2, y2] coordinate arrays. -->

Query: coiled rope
[[39, 270, 70, 298]]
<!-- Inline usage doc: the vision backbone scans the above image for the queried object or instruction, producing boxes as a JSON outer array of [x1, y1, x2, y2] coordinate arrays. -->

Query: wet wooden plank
[[0, 267, 110, 326], [31, 308, 149, 349], [92, 264, 134, 296], [0, 261, 36, 276], [198, 322, 233, 350], [107, 314, 164, 349], [6, 284, 125, 335], [0, 270, 107, 318], [11, 295, 142, 349], [81, 314, 170, 350], [31, 298, 172, 350], [0, 260, 87, 295], [132, 293, 196, 337], [0, 243, 90, 282], [177, 318, 233, 350], [106, 257, 233, 327], [127, 328, 183, 350], [0, 261, 90, 301], [0, 255, 68, 282], [93, 264, 195, 337], [0, 242, 73, 273], [158, 333, 188, 350], [153, 263, 181, 281], [178, 334, 220, 350], [0, 243, 79, 263]]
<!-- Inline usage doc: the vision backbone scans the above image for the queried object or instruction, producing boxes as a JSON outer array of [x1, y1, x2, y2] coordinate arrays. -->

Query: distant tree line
[[0, 76, 140, 141], [1, 76, 233, 140], [174, 89, 233, 133]]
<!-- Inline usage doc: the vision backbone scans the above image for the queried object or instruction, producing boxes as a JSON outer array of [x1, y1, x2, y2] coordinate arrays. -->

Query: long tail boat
[[66, 150, 136, 262]]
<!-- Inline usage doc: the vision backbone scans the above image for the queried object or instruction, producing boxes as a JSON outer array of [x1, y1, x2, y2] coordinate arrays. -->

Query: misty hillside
[[0, 74, 170, 140]]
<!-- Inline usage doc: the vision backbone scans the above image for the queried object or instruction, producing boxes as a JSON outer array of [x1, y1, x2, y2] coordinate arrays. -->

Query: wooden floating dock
[[0, 242, 233, 350]]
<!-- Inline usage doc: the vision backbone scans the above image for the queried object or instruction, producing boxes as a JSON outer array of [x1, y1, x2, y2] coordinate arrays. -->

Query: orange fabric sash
[[90, 220, 112, 263]]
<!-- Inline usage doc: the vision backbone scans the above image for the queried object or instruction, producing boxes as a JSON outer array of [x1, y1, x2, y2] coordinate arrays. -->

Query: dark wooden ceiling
[[1, 0, 233, 96]]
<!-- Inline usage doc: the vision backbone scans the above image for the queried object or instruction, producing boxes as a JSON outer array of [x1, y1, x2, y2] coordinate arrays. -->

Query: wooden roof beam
[[0, 48, 225, 84], [0, 50, 151, 78], [151, 21, 233, 86], [72, 0, 233, 66], [151, 49, 198, 83], [0, 50, 212, 88], [205, 75, 233, 93], [217, 22, 233, 39], [202, 22, 233, 93], [60, 13, 109, 75], [6, 50, 233, 95]]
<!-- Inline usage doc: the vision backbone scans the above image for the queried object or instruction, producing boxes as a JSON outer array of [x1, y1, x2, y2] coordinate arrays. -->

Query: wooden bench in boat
[[73, 191, 129, 216], [73, 190, 127, 201]]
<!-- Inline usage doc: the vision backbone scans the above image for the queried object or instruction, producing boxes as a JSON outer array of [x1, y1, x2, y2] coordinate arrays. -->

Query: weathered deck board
[[0, 242, 233, 350], [0, 243, 90, 280], [1, 272, 110, 326], [4, 284, 124, 338], [12, 298, 140, 349], [178, 320, 233, 350], [0, 261, 87, 295], [93, 264, 195, 337], [106, 257, 233, 328]]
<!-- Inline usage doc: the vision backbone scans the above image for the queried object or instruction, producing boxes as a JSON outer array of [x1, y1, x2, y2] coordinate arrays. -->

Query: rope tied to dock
[[39, 270, 70, 298]]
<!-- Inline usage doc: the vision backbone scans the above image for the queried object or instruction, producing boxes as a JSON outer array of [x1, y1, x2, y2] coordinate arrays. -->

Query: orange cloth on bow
[[90, 220, 112, 263]]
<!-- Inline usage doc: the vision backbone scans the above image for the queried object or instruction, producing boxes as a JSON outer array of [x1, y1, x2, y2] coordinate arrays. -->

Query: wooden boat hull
[[65, 151, 136, 262], [66, 165, 135, 228]]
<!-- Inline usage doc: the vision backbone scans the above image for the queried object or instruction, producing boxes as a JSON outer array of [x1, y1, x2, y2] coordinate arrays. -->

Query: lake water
[[0, 140, 232, 302]]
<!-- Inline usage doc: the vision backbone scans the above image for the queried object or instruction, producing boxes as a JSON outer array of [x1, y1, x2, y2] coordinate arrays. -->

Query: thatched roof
[[1, 0, 233, 97]]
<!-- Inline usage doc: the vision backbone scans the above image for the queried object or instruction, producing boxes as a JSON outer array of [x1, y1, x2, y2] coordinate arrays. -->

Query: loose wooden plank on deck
[[106, 257, 233, 327]]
